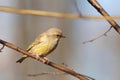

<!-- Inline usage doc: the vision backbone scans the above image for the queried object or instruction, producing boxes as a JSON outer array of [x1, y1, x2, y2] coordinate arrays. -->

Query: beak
[[61, 35, 66, 38]]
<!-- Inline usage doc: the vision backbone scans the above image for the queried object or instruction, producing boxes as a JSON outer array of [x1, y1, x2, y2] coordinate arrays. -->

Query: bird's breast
[[29, 38, 59, 57]]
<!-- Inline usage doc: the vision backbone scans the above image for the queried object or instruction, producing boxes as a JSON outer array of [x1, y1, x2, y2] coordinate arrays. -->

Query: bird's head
[[46, 27, 65, 38]]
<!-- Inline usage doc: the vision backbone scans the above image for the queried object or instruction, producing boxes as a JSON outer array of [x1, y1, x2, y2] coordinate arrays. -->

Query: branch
[[0, 39, 92, 80], [74, 0, 82, 15], [28, 71, 66, 76], [0, 6, 120, 20], [83, 26, 112, 44], [28, 71, 95, 80], [0, 44, 4, 52], [88, 0, 120, 34], [28, 63, 95, 80], [0, 6, 80, 19]]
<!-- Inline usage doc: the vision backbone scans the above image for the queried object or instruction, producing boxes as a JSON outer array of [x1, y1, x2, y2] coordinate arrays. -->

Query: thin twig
[[62, 63, 95, 80], [28, 63, 71, 77], [0, 44, 5, 52], [74, 0, 82, 15], [83, 26, 112, 44], [0, 6, 120, 20], [0, 39, 91, 80], [28, 71, 95, 80], [88, 0, 120, 34], [74, 0, 95, 21], [28, 71, 66, 77], [0, 6, 80, 19]]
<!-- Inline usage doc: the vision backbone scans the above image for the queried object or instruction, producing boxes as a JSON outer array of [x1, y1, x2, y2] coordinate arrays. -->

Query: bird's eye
[[56, 34, 60, 37]]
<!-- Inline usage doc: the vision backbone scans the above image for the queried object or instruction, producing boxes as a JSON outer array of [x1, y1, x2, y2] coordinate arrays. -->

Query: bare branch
[[28, 71, 66, 77], [28, 63, 71, 77], [28, 63, 95, 80], [74, 0, 82, 15], [88, 0, 120, 34], [0, 6, 120, 20], [0, 6, 80, 19], [28, 71, 95, 80], [83, 26, 112, 44], [0, 39, 92, 80], [0, 44, 5, 52]]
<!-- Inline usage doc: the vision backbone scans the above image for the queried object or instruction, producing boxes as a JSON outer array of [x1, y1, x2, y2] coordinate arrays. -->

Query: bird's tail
[[16, 56, 27, 63]]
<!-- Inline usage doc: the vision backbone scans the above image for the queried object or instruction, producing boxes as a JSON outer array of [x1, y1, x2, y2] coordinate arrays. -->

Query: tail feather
[[16, 57, 27, 63]]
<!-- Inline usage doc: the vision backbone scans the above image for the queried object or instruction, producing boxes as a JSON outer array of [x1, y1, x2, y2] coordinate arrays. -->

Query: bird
[[16, 27, 65, 63]]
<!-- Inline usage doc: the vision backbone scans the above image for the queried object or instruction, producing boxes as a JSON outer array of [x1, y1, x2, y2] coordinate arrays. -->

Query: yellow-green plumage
[[16, 27, 65, 63]]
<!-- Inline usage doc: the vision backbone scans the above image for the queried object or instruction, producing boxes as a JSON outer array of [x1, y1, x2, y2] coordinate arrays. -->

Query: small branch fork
[[82, 0, 120, 43], [88, 0, 120, 34], [28, 63, 95, 80], [28, 71, 94, 80], [0, 39, 95, 80], [83, 26, 112, 44]]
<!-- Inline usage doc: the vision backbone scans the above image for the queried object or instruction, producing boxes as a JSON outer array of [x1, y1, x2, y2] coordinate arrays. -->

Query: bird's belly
[[29, 40, 57, 57]]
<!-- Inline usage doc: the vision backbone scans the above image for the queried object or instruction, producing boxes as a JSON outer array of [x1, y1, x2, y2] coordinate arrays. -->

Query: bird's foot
[[42, 57, 49, 64]]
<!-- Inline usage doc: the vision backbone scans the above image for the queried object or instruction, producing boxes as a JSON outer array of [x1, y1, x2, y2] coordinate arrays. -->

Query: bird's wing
[[26, 35, 43, 51]]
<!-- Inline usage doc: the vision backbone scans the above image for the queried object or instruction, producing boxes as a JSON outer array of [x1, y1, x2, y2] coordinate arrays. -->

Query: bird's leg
[[39, 56, 49, 64], [33, 54, 40, 60], [43, 57, 49, 64], [43, 57, 49, 61], [32, 54, 49, 64]]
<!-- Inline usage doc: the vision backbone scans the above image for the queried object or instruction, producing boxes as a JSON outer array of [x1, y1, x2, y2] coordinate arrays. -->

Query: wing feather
[[26, 35, 43, 51]]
